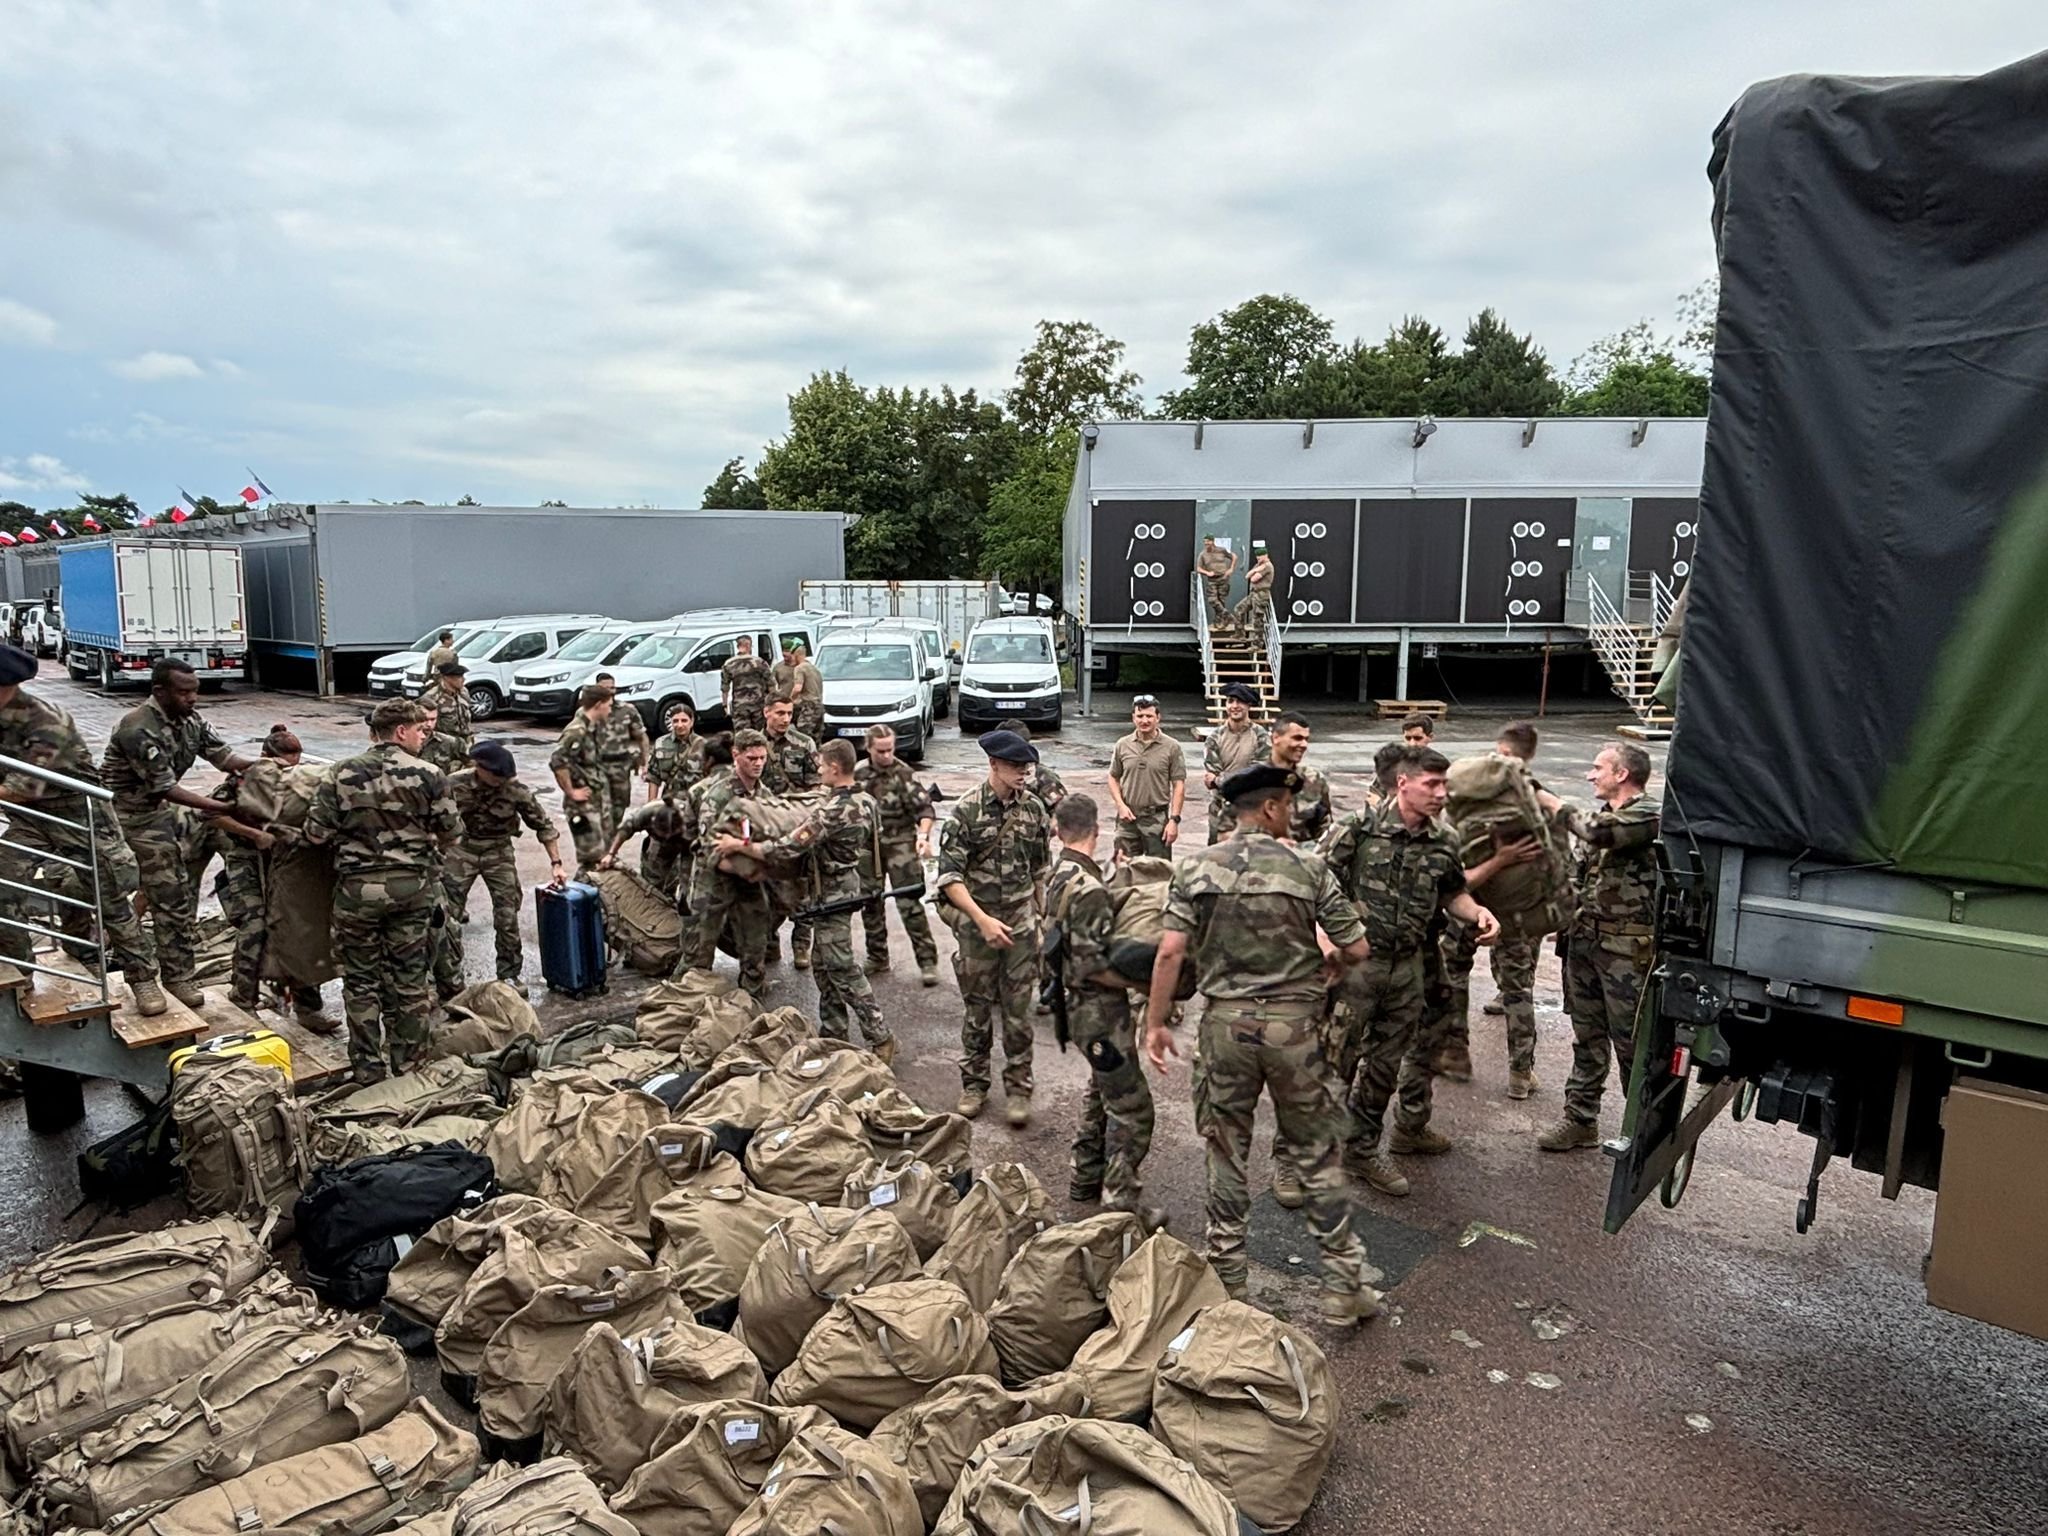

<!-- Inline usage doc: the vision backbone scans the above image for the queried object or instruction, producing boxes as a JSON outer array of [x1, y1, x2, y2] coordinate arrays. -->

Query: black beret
[[437, 660, 468, 676], [1221, 682, 1259, 706], [470, 741, 515, 776], [1219, 763, 1301, 804], [978, 729, 1040, 764], [0, 644, 37, 686]]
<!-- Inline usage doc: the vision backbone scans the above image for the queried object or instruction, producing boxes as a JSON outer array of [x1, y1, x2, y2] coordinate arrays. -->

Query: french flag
[[81, 515, 102, 532], [17, 529, 38, 544], [176, 487, 199, 512], [0, 532, 16, 548], [247, 470, 274, 498], [47, 520, 71, 538], [239, 486, 261, 504], [169, 507, 190, 524]]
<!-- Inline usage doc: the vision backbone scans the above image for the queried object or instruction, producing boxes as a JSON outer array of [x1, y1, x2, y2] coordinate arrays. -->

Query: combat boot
[[166, 978, 204, 1009], [1068, 1176, 1102, 1204], [1431, 1043, 1474, 1082], [871, 1037, 898, 1067], [791, 936, 811, 971], [1537, 1117, 1602, 1152], [1483, 998, 1506, 1016], [129, 976, 169, 1018], [227, 983, 260, 1012], [1507, 1070, 1537, 1101], [956, 1088, 987, 1120], [1005, 1095, 1032, 1129], [1320, 1284, 1385, 1329], [1354, 1153, 1411, 1198], [1388, 1125, 1455, 1156], [1105, 1194, 1169, 1234], [919, 964, 939, 987], [1271, 1162, 1305, 1210], [865, 954, 890, 976], [297, 1004, 343, 1038]]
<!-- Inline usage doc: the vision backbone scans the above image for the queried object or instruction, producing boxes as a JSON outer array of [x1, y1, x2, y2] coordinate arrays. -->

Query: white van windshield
[[455, 629, 507, 657], [553, 628, 625, 663], [620, 633, 693, 669], [819, 644, 915, 681], [412, 626, 466, 651], [968, 632, 1051, 665]]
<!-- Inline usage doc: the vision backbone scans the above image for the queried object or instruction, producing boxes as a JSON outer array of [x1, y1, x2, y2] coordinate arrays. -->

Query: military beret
[[1220, 762, 1300, 804], [1252, 540, 1269, 553], [978, 729, 1040, 764], [437, 660, 468, 676], [1221, 682, 1259, 706], [370, 698, 429, 731], [470, 740, 515, 776], [732, 728, 769, 751], [0, 644, 38, 686]]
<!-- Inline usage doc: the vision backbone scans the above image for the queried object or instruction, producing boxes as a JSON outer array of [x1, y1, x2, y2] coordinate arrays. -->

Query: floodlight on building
[[1301, 421, 1315, 449], [1082, 426, 1099, 451], [1522, 419, 1539, 447], [1631, 418, 1650, 447], [1412, 416, 1438, 449]]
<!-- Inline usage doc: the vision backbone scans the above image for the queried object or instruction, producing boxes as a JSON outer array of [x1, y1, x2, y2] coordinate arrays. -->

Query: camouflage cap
[[370, 698, 429, 731], [732, 727, 769, 751]]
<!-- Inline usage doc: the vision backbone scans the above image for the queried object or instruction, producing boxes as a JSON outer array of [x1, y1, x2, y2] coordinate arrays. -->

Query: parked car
[[955, 615, 1064, 733], [506, 619, 681, 720], [605, 610, 826, 731], [366, 622, 486, 698], [376, 614, 610, 719], [22, 603, 61, 658], [820, 613, 953, 717], [815, 626, 935, 760]]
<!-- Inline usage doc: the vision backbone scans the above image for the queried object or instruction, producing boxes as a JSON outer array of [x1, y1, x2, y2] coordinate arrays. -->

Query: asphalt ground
[[2, 675, 2043, 1535]]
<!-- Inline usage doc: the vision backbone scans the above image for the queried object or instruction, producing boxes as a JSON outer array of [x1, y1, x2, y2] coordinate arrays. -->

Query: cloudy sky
[[1, 2, 2039, 512]]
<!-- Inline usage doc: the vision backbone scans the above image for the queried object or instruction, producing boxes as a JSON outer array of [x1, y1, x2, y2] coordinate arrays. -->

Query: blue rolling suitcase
[[536, 881, 607, 997]]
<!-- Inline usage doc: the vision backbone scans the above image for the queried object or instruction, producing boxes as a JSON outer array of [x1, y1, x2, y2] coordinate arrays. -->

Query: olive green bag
[[987, 1211, 1143, 1386], [732, 1204, 920, 1375], [924, 1162, 1053, 1311], [724, 1422, 921, 1536]]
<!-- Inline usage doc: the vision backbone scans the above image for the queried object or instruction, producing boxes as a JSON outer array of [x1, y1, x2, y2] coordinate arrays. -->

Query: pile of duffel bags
[[0, 968, 1343, 1534]]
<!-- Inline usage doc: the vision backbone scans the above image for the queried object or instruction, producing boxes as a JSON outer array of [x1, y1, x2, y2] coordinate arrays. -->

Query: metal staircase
[[1569, 571, 1676, 735], [1192, 574, 1280, 728]]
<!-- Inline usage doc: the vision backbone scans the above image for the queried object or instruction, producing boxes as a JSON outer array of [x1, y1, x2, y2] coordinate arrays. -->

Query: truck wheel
[[467, 684, 500, 720], [98, 654, 114, 690], [1659, 1147, 1695, 1209], [199, 680, 224, 695], [21, 1063, 85, 1134]]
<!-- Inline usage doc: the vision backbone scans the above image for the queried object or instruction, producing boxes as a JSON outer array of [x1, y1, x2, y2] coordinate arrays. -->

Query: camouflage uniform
[[1108, 732, 1186, 860], [854, 758, 937, 970], [303, 742, 462, 1080], [1436, 922, 1540, 1079], [596, 703, 650, 841], [1203, 722, 1270, 843], [101, 698, 238, 988], [416, 731, 466, 775], [0, 691, 157, 981], [1319, 802, 1467, 1151], [720, 654, 774, 733], [755, 785, 888, 1050], [1023, 760, 1068, 811], [679, 771, 774, 990], [1052, 848, 1152, 1208], [613, 799, 692, 905], [1165, 830, 1370, 1303], [771, 659, 825, 740], [208, 760, 320, 1010], [436, 767, 559, 985], [1196, 544, 1235, 628], [647, 730, 708, 803], [549, 710, 610, 873], [424, 642, 460, 675], [421, 684, 474, 759], [761, 727, 820, 795], [936, 781, 1050, 1098], [1560, 794, 1661, 1124], [1283, 760, 1336, 844]]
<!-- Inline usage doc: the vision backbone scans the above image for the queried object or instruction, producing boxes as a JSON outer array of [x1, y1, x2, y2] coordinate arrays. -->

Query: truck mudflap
[[1602, 963, 1744, 1234]]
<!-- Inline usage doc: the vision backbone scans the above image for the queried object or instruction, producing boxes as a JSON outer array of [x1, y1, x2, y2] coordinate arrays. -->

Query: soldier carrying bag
[[1444, 752, 1574, 940]]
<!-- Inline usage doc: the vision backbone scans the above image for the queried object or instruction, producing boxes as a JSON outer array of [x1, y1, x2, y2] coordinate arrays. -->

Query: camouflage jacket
[[1566, 794, 1662, 936], [0, 689, 109, 821], [1203, 723, 1271, 787], [721, 654, 773, 711], [1163, 832, 1364, 1005], [420, 684, 474, 752], [1024, 761, 1068, 811], [101, 698, 237, 818], [684, 768, 770, 847], [1048, 848, 1117, 993], [418, 731, 467, 775], [855, 758, 934, 843], [762, 728, 820, 795], [648, 732, 708, 800], [447, 767, 558, 845], [1320, 800, 1467, 957], [616, 798, 691, 850], [303, 742, 462, 877], [1284, 760, 1335, 843], [549, 711, 606, 789], [757, 786, 878, 903], [598, 701, 650, 766], [937, 781, 1051, 919]]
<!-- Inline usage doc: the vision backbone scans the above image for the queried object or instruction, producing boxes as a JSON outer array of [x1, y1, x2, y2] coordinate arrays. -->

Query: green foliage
[[982, 428, 1075, 593], [0, 501, 35, 523], [539, 498, 568, 507], [701, 457, 768, 510], [1437, 308, 1561, 416], [1159, 294, 1336, 419], [1005, 320, 1142, 434], [1563, 355, 1710, 417], [455, 494, 480, 506]]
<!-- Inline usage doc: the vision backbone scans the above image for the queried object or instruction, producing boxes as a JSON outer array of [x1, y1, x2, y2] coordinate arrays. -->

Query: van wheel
[[901, 723, 926, 763], [467, 684, 500, 720]]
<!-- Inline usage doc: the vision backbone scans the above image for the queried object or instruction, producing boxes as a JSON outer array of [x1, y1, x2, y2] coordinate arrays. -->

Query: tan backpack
[[593, 866, 686, 976], [841, 1156, 960, 1260], [924, 1162, 1054, 1312], [768, 1276, 998, 1431], [771, 1039, 895, 1102], [431, 980, 539, 1057], [726, 1422, 921, 1536], [854, 1089, 974, 1178], [381, 1195, 552, 1349], [540, 1320, 768, 1492], [634, 969, 760, 1056], [535, 1090, 675, 1212], [744, 1089, 871, 1203], [933, 1414, 1239, 1536], [447, 1455, 639, 1536], [650, 1178, 804, 1322], [732, 1204, 921, 1375], [479, 1080, 607, 1194], [1151, 1300, 1339, 1533], [568, 1122, 733, 1248], [310, 1109, 500, 1167], [869, 1372, 1092, 1527], [1068, 1231, 1230, 1420], [170, 1055, 313, 1226], [25, 1320, 409, 1533], [106, 1397, 477, 1536], [1444, 752, 1575, 940], [310, 1057, 497, 1129], [0, 1217, 273, 1368], [608, 1401, 832, 1536], [987, 1211, 1143, 1386]]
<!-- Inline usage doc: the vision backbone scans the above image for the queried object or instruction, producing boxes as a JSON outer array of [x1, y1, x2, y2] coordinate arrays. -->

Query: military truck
[[1605, 57, 2048, 1344]]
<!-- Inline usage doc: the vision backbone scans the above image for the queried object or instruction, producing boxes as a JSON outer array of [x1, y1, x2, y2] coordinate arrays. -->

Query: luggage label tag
[[580, 1297, 616, 1315], [1167, 1323, 1197, 1355], [725, 1417, 763, 1446], [868, 1181, 899, 1208]]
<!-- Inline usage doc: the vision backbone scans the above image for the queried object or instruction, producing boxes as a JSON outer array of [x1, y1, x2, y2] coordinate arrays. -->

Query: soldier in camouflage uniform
[[600, 800, 694, 904], [1196, 534, 1237, 630], [1049, 794, 1156, 1218], [1143, 762, 1380, 1328], [854, 723, 938, 984], [435, 741, 564, 988], [720, 636, 774, 734], [549, 686, 613, 874], [1539, 742, 1661, 1150], [937, 730, 1051, 1125], [303, 699, 463, 1082], [212, 724, 328, 1026], [421, 662, 475, 759], [771, 642, 825, 742], [646, 702, 708, 804], [1269, 711, 1336, 844], [715, 738, 891, 1057], [101, 658, 259, 1006], [677, 729, 775, 991], [1313, 747, 1499, 1200], [414, 699, 467, 774], [591, 672, 651, 840], [761, 696, 821, 968], [1202, 683, 1270, 843], [0, 646, 168, 1016]]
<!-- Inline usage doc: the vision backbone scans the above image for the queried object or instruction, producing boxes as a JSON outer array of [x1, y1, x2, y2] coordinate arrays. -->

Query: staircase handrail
[[0, 751, 113, 1005], [1190, 571, 1221, 716], [1649, 571, 1676, 637], [1265, 587, 1284, 694]]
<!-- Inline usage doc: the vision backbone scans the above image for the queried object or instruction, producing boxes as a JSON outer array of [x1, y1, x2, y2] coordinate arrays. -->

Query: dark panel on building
[[1088, 500, 1196, 626], [1465, 498, 1576, 624], [1355, 499, 1466, 623], [1252, 500, 1355, 624], [1630, 497, 1700, 586], [243, 538, 318, 646]]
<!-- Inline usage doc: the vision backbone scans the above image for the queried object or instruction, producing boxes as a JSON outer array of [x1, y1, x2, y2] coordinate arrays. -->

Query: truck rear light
[[1846, 995, 1905, 1026], [1670, 1044, 1691, 1076], [121, 657, 149, 670]]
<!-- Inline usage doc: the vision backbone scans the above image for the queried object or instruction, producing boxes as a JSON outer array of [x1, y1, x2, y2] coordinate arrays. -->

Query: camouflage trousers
[[794, 703, 824, 742], [600, 765, 637, 841], [0, 802, 157, 979], [332, 869, 440, 1081], [440, 838, 523, 983], [564, 787, 612, 874], [1202, 573, 1231, 629], [812, 909, 888, 1049], [1113, 810, 1170, 861], [1069, 987, 1153, 1206], [1207, 795, 1238, 846], [950, 904, 1037, 1097], [639, 837, 689, 907], [121, 805, 206, 986], [682, 857, 771, 992], [1326, 947, 1431, 1152], [858, 838, 936, 969], [1563, 930, 1653, 1124], [1433, 922, 1539, 1075], [728, 697, 767, 735], [1193, 998, 1367, 1300]]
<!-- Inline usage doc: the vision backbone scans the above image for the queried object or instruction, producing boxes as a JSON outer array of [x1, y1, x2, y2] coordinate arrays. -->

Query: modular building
[[0, 503, 847, 693]]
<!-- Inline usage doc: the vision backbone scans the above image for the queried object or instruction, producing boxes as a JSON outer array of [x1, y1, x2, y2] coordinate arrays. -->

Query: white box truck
[[59, 538, 248, 689], [798, 578, 1003, 670]]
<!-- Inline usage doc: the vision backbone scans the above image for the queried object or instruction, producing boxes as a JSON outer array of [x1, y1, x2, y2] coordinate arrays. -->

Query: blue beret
[[0, 645, 37, 686], [469, 741, 515, 776], [977, 729, 1040, 764]]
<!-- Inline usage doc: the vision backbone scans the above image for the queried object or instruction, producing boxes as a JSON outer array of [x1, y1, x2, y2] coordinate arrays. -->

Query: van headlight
[[895, 696, 919, 714], [615, 681, 653, 696]]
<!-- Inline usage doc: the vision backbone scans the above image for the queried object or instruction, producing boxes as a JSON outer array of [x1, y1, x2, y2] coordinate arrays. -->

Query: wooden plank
[[1372, 699, 1449, 719], [27, 948, 203, 1048], [20, 969, 118, 1029], [0, 963, 26, 994]]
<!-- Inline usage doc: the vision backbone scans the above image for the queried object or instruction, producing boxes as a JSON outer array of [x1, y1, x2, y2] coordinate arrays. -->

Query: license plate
[[511, 693, 531, 703], [838, 727, 866, 738], [996, 700, 1027, 710], [174, 649, 205, 668]]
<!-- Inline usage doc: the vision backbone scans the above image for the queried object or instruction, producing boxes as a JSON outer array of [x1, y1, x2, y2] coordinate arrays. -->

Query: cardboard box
[[1926, 1076, 2048, 1342]]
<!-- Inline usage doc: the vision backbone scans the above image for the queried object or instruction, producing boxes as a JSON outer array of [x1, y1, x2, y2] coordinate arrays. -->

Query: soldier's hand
[[1203, 772, 1217, 790], [1501, 834, 1543, 866], [596, 854, 615, 871], [566, 786, 591, 803], [1473, 907, 1502, 945], [1162, 820, 1179, 846], [1535, 788, 1563, 815], [977, 915, 1015, 949], [1144, 1023, 1179, 1073]]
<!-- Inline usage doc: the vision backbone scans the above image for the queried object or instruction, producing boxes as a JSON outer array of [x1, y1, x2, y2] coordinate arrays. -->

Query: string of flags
[[6, 471, 282, 544]]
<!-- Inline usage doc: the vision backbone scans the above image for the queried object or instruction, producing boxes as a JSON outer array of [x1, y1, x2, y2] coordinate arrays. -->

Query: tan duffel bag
[[732, 1204, 920, 1375], [478, 1080, 607, 1194], [447, 1455, 638, 1536], [988, 1211, 1143, 1386], [608, 1401, 832, 1536], [108, 1397, 477, 1536], [744, 1089, 870, 1204], [725, 1422, 921, 1536], [841, 1156, 960, 1261], [535, 1090, 674, 1212], [768, 1276, 997, 1432], [380, 1194, 552, 1351], [635, 969, 760, 1056], [569, 1123, 734, 1249], [26, 1320, 409, 1533], [1151, 1299, 1339, 1533], [1068, 1231, 1230, 1420], [713, 1006, 816, 1071], [311, 1109, 499, 1166], [310, 1057, 496, 1128], [650, 1178, 804, 1323], [771, 1039, 894, 1101], [431, 980, 539, 1058], [540, 1320, 768, 1492], [924, 1162, 1053, 1312], [0, 1217, 274, 1369], [855, 1088, 973, 1178], [869, 1371, 1091, 1527], [934, 1414, 1240, 1536], [672, 1060, 797, 1133]]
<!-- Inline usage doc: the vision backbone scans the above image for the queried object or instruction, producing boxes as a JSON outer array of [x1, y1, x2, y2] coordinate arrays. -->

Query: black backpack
[[73, 1097, 180, 1216], [295, 1141, 497, 1308]]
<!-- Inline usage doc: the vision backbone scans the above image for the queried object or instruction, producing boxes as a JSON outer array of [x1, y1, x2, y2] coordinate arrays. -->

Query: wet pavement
[[3, 676, 2044, 1535]]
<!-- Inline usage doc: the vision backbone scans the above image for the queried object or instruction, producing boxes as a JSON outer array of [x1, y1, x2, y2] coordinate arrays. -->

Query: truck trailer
[[58, 539, 248, 689]]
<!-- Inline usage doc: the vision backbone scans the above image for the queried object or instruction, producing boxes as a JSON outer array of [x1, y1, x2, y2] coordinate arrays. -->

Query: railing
[[1648, 571, 1676, 637], [1580, 574, 1646, 701], [1265, 585, 1284, 691], [1190, 571, 1222, 716], [0, 751, 113, 1009]]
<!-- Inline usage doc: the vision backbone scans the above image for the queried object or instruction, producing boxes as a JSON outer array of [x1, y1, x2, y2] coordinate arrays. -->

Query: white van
[[821, 613, 953, 717], [395, 614, 610, 719], [366, 622, 484, 698], [815, 626, 935, 760], [505, 619, 681, 720], [955, 615, 1064, 734], [606, 610, 825, 731]]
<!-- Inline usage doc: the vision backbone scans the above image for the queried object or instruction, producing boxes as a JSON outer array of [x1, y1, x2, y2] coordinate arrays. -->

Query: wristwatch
[[1166, 815, 1181, 825]]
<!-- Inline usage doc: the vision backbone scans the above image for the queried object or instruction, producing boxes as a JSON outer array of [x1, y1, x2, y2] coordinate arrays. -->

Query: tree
[[455, 494, 480, 506], [1437, 308, 1561, 416], [0, 501, 34, 525], [982, 429, 1074, 599], [701, 457, 769, 510], [1159, 294, 1336, 419], [1562, 317, 1710, 416], [1005, 320, 1142, 434], [539, 499, 568, 507], [1675, 277, 1718, 367]]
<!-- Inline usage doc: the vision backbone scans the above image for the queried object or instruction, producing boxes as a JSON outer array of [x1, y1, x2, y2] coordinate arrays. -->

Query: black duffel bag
[[295, 1141, 497, 1308]]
